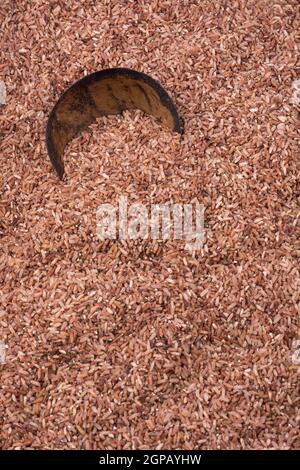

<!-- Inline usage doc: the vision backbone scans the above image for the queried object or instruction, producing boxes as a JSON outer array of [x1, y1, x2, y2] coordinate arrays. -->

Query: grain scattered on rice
[[0, 81, 6, 105], [0, 341, 7, 364]]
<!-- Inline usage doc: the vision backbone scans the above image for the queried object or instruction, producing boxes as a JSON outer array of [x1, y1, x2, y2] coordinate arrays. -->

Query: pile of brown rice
[[0, 0, 299, 449]]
